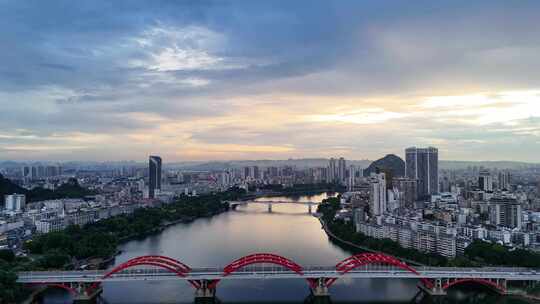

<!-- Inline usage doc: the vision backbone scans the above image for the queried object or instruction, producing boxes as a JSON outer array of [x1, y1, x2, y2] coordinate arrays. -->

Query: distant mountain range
[[438, 161, 539, 170], [169, 159, 373, 171], [1, 159, 538, 171], [161, 159, 540, 171]]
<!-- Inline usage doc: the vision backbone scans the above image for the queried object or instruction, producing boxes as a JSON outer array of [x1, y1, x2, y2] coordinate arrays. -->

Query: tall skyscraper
[[149, 155, 162, 199], [405, 147, 438, 199], [348, 165, 357, 191], [338, 157, 347, 184]]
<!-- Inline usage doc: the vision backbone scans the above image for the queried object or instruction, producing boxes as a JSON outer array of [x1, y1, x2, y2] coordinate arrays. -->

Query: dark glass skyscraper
[[149, 155, 162, 198], [405, 147, 438, 200]]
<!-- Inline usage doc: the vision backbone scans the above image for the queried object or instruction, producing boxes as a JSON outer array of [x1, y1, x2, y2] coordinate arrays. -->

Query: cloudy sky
[[1, 1, 540, 162]]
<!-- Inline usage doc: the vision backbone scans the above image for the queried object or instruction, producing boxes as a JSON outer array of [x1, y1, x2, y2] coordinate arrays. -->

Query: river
[[41, 193, 527, 304]]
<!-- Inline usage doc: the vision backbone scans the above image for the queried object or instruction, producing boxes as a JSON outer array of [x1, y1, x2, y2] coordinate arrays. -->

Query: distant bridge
[[17, 253, 540, 303], [227, 200, 319, 212]]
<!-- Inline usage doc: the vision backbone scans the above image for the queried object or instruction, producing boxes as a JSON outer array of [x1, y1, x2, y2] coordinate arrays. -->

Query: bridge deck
[[17, 266, 540, 283]]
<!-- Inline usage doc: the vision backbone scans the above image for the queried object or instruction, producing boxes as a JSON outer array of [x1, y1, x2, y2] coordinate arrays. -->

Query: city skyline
[[2, 1, 540, 162]]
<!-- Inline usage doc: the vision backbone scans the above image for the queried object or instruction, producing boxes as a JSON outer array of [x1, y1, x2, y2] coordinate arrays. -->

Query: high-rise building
[[394, 177, 417, 209], [149, 155, 162, 199], [328, 158, 337, 183], [439, 175, 451, 193], [369, 173, 387, 216], [478, 169, 493, 192], [267, 167, 279, 178], [338, 157, 347, 184], [405, 147, 438, 199], [347, 165, 359, 191], [243, 166, 259, 180], [37, 166, 45, 178], [498, 171, 511, 190], [489, 195, 522, 229], [218, 171, 232, 187], [137, 179, 145, 192], [31, 166, 38, 179], [311, 167, 328, 183], [250, 166, 260, 180], [44, 165, 62, 177], [21, 166, 30, 179], [4, 194, 26, 211]]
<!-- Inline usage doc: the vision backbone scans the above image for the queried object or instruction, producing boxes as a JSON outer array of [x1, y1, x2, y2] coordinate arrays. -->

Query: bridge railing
[[17, 265, 540, 280]]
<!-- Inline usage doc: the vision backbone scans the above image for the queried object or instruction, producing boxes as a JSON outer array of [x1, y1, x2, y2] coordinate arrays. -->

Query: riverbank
[[318, 216, 540, 303], [318, 216, 425, 266], [316, 197, 451, 266], [317, 197, 540, 270], [9, 188, 248, 304]]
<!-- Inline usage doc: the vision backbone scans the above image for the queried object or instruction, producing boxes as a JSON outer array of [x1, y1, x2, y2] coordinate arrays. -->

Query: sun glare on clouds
[[308, 108, 407, 124], [420, 90, 540, 126]]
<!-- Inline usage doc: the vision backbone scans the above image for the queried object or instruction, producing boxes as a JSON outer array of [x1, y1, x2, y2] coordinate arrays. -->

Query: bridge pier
[[306, 278, 332, 304], [419, 279, 447, 297], [74, 283, 102, 304], [191, 280, 219, 304], [194, 289, 216, 304]]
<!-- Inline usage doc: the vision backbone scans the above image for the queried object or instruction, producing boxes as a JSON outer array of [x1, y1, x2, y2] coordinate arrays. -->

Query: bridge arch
[[102, 255, 191, 279], [89, 255, 194, 291], [327, 253, 433, 288], [443, 278, 506, 294], [204, 253, 308, 289], [223, 253, 304, 276]]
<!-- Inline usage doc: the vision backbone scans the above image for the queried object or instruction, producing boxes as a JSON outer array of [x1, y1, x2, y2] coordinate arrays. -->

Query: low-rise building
[[35, 217, 66, 233]]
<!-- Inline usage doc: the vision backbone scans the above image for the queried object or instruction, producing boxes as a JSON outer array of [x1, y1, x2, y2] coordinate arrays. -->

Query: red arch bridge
[[17, 253, 540, 303]]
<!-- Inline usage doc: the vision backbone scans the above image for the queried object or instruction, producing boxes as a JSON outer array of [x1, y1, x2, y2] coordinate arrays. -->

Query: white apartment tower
[[4, 194, 26, 211], [369, 173, 387, 216]]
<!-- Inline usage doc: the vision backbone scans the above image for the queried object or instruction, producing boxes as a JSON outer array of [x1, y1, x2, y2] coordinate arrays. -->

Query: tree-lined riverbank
[[317, 197, 540, 268], [1, 187, 247, 303]]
